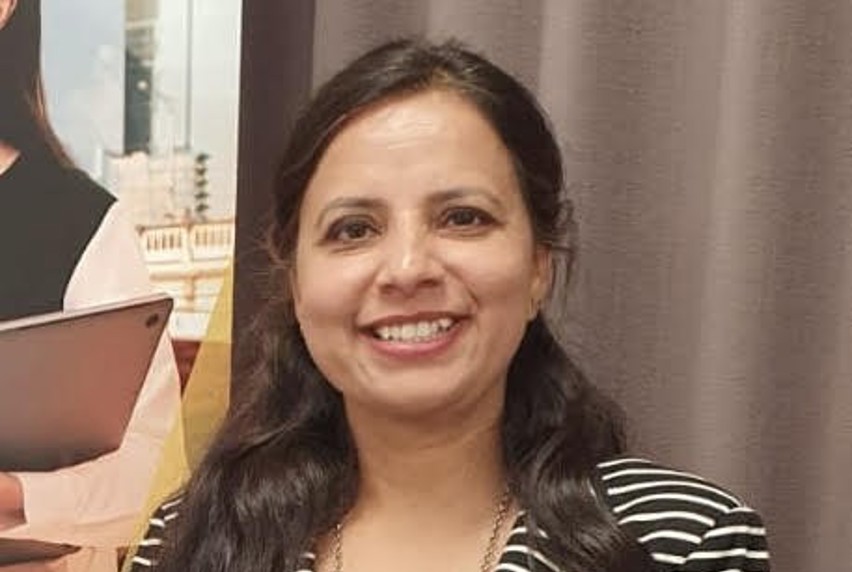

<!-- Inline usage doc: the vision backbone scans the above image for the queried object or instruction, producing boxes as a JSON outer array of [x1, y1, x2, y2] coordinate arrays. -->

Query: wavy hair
[[157, 39, 654, 572], [0, 0, 72, 165]]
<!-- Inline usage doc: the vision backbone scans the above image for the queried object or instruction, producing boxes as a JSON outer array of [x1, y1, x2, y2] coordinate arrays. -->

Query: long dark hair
[[0, 0, 72, 165], [158, 39, 653, 572]]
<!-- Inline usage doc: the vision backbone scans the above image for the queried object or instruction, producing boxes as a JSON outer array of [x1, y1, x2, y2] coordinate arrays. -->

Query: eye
[[325, 217, 379, 243], [440, 206, 496, 229]]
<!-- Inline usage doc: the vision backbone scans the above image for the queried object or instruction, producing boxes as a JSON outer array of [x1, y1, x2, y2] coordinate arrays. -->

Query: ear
[[528, 245, 552, 320], [0, 0, 18, 31]]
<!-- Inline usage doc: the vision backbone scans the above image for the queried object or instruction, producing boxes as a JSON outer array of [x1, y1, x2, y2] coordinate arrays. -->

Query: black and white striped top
[[594, 458, 768, 570], [130, 458, 769, 571]]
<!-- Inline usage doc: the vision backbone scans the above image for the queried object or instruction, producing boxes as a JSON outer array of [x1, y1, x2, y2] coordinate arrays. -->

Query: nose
[[376, 218, 442, 296]]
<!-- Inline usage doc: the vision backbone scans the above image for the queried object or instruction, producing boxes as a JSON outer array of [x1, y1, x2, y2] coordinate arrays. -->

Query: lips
[[360, 313, 465, 360]]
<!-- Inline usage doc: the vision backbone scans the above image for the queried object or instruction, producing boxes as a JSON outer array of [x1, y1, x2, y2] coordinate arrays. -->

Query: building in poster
[[42, 0, 242, 344], [137, 217, 234, 341]]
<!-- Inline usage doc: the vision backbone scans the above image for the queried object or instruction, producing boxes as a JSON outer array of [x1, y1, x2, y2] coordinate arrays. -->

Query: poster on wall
[[42, 0, 242, 381]]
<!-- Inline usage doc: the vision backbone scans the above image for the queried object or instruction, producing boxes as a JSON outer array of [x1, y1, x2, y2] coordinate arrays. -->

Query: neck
[[345, 392, 508, 524], [0, 141, 20, 176], [319, 391, 516, 572]]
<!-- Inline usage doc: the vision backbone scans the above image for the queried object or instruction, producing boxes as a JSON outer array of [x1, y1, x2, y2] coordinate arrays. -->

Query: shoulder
[[52, 167, 117, 231], [594, 457, 770, 571], [129, 496, 317, 571], [2, 154, 116, 236], [16, 159, 116, 258], [130, 497, 183, 570], [55, 168, 117, 249], [0, 158, 118, 318], [64, 167, 116, 210], [15, 155, 115, 217]]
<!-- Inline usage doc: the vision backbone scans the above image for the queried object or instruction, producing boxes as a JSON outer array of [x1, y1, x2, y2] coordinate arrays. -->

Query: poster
[[42, 0, 242, 381]]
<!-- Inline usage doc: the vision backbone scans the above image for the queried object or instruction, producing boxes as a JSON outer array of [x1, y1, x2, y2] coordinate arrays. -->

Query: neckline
[[302, 512, 529, 571]]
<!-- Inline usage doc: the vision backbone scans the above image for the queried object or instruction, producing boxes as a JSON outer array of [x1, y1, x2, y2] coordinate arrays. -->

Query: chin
[[353, 377, 504, 425]]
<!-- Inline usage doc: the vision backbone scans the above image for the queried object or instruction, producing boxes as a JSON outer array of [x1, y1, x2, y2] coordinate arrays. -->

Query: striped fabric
[[130, 458, 769, 571], [131, 498, 181, 569], [597, 457, 769, 571]]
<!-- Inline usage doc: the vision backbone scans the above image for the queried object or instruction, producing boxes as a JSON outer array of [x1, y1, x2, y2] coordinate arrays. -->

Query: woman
[[0, 1, 182, 570], [133, 39, 769, 572]]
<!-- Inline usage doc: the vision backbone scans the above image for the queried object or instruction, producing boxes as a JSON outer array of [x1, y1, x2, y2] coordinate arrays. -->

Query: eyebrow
[[313, 187, 505, 229], [426, 187, 505, 211], [315, 197, 385, 230]]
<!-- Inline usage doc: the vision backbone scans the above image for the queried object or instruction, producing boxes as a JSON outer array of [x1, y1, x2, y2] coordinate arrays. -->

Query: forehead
[[333, 89, 489, 147], [303, 89, 518, 201]]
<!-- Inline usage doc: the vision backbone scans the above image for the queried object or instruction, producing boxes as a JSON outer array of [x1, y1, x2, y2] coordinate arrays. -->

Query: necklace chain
[[331, 488, 513, 572], [479, 487, 513, 572]]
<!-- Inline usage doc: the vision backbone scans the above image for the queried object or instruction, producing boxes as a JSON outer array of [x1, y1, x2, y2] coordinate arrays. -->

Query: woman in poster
[[0, 1, 183, 570]]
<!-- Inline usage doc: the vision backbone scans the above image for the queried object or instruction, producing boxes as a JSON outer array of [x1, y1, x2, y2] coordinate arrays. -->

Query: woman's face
[[292, 89, 550, 420]]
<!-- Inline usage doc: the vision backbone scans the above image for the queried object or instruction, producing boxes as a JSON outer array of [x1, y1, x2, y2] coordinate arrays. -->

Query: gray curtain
[[239, 1, 852, 569]]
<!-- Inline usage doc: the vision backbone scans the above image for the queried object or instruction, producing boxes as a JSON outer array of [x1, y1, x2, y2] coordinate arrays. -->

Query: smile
[[372, 318, 456, 343]]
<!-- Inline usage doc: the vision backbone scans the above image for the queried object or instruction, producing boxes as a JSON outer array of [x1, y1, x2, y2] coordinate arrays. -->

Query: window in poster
[[42, 0, 242, 378]]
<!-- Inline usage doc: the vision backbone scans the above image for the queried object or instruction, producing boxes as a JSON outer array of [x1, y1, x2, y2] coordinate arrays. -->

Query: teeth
[[374, 318, 455, 342], [401, 323, 417, 339]]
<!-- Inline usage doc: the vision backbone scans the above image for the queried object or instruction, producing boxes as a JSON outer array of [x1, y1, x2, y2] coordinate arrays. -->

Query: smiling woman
[[131, 39, 770, 572], [292, 89, 548, 421]]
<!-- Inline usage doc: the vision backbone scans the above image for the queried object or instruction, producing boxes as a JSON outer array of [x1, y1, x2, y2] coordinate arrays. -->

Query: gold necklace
[[330, 488, 513, 572]]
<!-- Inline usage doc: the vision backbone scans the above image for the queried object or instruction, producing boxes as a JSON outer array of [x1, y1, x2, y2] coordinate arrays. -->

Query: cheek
[[446, 242, 538, 316], [292, 250, 373, 329], [446, 246, 537, 378], [292, 256, 367, 390]]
